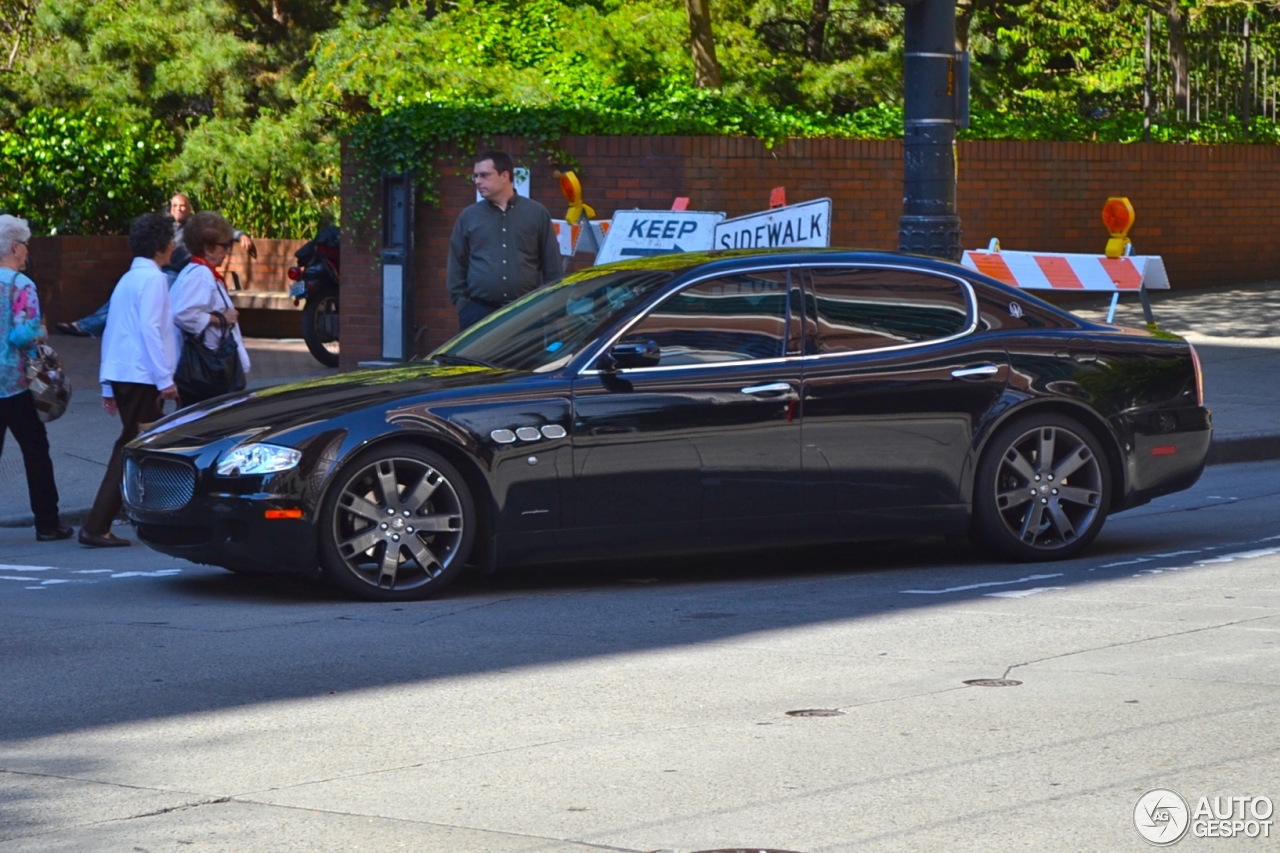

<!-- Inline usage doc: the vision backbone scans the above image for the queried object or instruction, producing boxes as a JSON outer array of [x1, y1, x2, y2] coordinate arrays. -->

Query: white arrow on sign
[[595, 210, 724, 265], [712, 198, 832, 250]]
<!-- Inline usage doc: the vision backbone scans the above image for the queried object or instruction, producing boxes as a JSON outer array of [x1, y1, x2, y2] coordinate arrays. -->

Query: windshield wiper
[[432, 353, 500, 369]]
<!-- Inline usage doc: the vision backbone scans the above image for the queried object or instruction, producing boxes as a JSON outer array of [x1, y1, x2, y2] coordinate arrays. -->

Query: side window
[[804, 267, 972, 355], [620, 271, 791, 366]]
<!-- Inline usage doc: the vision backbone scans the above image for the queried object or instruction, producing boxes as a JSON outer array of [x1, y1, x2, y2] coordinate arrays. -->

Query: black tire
[[318, 443, 476, 601], [971, 413, 1111, 561], [301, 285, 340, 367]]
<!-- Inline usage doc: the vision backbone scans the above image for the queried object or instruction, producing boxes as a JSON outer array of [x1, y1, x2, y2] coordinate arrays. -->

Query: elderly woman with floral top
[[0, 214, 73, 541]]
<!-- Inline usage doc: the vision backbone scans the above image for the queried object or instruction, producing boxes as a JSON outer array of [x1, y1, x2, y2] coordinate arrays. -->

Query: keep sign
[[594, 210, 724, 265], [713, 198, 832, 250]]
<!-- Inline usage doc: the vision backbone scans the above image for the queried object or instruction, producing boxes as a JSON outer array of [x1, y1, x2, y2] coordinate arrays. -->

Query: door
[[797, 265, 1010, 533], [569, 268, 806, 549]]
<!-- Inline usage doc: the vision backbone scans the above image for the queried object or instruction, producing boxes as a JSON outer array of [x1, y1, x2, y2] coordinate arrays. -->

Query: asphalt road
[[2, 460, 1278, 852]]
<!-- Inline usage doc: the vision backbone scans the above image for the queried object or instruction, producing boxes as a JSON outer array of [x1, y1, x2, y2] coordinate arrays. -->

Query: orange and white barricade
[[552, 219, 611, 257], [961, 239, 1169, 324]]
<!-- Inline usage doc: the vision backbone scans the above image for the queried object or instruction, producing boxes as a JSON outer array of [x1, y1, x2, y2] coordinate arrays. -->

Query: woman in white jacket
[[170, 210, 251, 405]]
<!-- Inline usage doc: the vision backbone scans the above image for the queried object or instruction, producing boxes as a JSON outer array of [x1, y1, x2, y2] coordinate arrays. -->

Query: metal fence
[[1146, 8, 1280, 138]]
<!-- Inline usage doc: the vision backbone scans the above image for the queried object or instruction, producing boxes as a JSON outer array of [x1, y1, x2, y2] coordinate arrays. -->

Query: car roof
[[595, 248, 973, 279]]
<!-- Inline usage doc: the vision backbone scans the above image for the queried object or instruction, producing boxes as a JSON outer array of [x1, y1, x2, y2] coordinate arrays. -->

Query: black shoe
[[78, 529, 131, 548], [55, 321, 91, 337], [36, 524, 75, 542]]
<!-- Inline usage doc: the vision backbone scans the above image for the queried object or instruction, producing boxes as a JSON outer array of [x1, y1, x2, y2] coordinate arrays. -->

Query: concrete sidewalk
[[1, 336, 337, 529], [2, 281, 1278, 529]]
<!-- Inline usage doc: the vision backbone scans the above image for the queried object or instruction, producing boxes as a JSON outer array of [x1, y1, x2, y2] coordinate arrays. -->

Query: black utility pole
[[897, 0, 962, 260]]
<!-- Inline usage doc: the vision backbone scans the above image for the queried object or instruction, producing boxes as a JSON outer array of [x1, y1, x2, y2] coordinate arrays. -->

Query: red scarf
[[189, 255, 226, 286]]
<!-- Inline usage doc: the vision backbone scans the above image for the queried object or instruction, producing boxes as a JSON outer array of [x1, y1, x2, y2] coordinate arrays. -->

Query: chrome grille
[[124, 456, 196, 511]]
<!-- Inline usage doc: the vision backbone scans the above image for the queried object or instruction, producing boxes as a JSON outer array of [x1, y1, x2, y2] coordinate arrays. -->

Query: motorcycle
[[288, 225, 340, 367]]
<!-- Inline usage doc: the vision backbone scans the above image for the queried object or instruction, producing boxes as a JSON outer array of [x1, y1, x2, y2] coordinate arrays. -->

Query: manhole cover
[[785, 708, 845, 717], [963, 678, 1022, 687]]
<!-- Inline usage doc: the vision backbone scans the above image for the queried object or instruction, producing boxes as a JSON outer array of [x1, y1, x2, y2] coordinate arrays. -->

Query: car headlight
[[217, 443, 303, 476]]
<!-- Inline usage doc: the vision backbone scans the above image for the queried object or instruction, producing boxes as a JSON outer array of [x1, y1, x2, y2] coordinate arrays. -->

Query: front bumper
[[124, 452, 319, 575]]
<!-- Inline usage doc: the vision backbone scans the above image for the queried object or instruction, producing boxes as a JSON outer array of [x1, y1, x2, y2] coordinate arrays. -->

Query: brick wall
[[28, 236, 307, 337], [336, 136, 1280, 368]]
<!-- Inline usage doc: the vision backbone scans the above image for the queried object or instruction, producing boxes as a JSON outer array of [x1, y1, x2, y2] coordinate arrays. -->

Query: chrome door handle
[[950, 365, 1000, 379], [741, 382, 793, 397]]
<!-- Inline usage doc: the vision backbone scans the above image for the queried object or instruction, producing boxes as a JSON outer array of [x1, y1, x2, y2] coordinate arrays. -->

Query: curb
[[1205, 433, 1280, 466]]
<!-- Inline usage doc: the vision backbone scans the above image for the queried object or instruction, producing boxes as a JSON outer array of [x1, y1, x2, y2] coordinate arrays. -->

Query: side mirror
[[601, 340, 660, 371]]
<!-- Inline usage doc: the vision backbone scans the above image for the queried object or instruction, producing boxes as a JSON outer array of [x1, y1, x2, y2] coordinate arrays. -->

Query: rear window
[[803, 267, 971, 355]]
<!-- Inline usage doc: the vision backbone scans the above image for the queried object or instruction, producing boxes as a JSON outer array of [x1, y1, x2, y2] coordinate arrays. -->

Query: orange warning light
[[554, 170, 595, 224], [1102, 197, 1135, 258]]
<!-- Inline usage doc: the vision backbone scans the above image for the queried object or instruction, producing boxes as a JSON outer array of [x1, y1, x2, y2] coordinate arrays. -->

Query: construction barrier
[[961, 240, 1169, 323]]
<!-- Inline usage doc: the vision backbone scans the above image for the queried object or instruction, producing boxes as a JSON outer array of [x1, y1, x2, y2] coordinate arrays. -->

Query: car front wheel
[[318, 443, 476, 601], [972, 413, 1111, 561]]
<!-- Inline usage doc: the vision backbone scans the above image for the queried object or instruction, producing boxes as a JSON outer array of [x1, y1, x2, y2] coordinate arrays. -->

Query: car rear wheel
[[318, 443, 475, 601], [972, 413, 1111, 561]]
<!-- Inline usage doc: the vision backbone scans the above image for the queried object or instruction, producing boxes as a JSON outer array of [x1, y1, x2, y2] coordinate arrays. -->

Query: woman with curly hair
[[80, 212, 181, 548]]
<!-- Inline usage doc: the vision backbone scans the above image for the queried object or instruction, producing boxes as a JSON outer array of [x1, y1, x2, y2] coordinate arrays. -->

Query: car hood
[[133, 363, 524, 447]]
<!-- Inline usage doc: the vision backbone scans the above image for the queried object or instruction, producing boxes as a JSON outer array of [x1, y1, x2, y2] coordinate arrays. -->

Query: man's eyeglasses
[[472, 170, 496, 181]]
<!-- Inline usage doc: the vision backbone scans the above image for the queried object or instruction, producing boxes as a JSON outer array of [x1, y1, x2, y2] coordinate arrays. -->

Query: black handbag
[[174, 312, 246, 406]]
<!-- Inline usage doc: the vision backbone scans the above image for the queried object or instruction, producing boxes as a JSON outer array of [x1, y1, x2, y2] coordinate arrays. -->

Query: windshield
[[431, 267, 676, 372]]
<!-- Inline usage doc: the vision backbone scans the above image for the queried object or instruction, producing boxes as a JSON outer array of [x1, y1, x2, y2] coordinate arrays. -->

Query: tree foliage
[[1, 0, 1278, 235], [0, 0, 346, 236], [0, 107, 173, 235]]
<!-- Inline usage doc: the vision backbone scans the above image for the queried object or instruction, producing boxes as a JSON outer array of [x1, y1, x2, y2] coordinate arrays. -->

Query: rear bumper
[[1119, 407, 1212, 510]]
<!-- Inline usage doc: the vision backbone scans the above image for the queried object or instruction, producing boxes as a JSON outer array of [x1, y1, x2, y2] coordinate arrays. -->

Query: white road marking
[[985, 587, 1067, 598], [109, 570, 183, 578], [1193, 547, 1280, 564], [901, 535, 1280, 600], [0, 563, 186, 590], [900, 573, 1063, 594]]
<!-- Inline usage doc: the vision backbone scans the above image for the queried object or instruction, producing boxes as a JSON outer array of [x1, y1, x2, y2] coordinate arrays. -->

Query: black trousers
[[0, 389, 61, 530], [458, 298, 501, 330], [84, 382, 165, 536]]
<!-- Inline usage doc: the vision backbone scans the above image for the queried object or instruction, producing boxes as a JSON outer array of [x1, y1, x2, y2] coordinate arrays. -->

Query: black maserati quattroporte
[[123, 250, 1212, 600]]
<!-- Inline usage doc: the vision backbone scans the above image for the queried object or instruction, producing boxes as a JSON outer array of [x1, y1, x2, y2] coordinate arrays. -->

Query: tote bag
[[174, 311, 245, 405]]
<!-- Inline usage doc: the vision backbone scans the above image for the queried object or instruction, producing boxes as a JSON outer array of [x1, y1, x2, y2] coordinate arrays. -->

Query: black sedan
[[122, 250, 1212, 601]]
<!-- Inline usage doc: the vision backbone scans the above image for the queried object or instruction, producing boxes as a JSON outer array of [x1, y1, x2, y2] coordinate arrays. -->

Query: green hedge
[[0, 108, 174, 236]]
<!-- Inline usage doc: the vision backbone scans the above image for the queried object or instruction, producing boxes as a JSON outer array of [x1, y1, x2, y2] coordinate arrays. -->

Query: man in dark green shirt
[[447, 150, 563, 330]]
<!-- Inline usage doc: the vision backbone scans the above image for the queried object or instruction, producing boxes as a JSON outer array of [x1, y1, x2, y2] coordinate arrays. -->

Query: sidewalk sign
[[594, 210, 724, 265], [713, 198, 832, 250]]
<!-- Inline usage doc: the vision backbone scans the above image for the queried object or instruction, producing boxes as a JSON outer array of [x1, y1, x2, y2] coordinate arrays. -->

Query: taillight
[[1189, 343, 1205, 406], [287, 266, 303, 281]]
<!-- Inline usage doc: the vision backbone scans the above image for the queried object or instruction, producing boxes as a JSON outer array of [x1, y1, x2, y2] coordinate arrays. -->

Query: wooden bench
[[228, 288, 305, 338]]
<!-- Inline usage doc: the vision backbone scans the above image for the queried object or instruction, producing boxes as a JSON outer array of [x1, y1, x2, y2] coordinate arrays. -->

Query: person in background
[[0, 214, 74, 542], [447, 150, 561, 330], [79, 213, 180, 548], [54, 192, 256, 337], [170, 211, 251, 405]]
